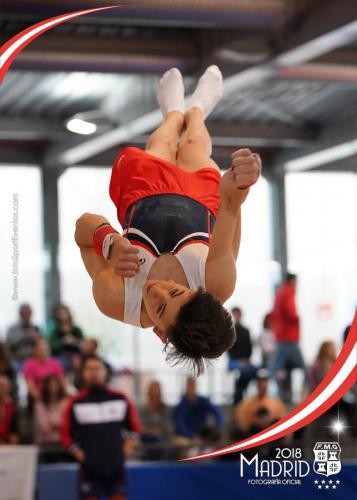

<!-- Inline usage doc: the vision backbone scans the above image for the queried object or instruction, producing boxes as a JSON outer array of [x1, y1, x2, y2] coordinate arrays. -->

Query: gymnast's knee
[[178, 133, 210, 151], [147, 134, 177, 153]]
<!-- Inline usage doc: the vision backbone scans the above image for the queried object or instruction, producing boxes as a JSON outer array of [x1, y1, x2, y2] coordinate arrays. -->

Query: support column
[[41, 166, 64, 323], [268, 169, 288, 287]]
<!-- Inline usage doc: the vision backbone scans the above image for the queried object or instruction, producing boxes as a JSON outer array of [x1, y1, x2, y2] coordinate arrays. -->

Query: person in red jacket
[[269, 273, 305, 403]]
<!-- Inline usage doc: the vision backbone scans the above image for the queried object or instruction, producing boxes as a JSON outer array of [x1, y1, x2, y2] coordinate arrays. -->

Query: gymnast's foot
[[187, 65, 223, 119], [156, 67, 185, 118]]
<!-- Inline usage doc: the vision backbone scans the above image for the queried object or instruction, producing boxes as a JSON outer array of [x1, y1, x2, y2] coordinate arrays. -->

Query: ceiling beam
[[0, 143, 42, 165], [275, 110, 357, 172], [0, 0, 289, 29], [0, 117, 314, 146], [0, 117, 68, 140], [45, 17, 357, 167], [277, 63, 357, 82]]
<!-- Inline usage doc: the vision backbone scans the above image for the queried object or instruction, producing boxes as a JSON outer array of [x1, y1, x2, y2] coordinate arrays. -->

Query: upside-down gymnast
[[75, 65, 261, 374]]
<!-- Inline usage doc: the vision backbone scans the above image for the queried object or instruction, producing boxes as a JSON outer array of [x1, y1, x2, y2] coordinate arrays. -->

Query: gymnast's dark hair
[[164, 287, 236, 376]]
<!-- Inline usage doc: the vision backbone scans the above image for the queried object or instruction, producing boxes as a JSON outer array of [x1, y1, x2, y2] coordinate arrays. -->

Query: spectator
[[73, 339, 112, 391], [305, 341, 336, 393], [258, 313, 276, 368], [269, 273, 305, 403], [22, 339, 66, 402], [46, 304, 84, 370], [62, 355, 141, 500], [235, 369, 285, 436], [34, 375, 68, 445], [0, 375, 19, 444], [6, 303, 41, 368], [140, 380, 172, 460], [82, 338, 99, 356], [227, 307, 256, 403], [173, 377, 224, 442], [0, 343, 17, 400]]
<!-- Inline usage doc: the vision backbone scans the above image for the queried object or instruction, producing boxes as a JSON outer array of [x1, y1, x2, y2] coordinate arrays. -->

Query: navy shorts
[[123, 193, 216, 256], [80, 469, 126, 498]]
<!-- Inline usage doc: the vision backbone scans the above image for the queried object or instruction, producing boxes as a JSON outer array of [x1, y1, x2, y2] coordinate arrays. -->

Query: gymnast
[[75, 65, 261, 374]]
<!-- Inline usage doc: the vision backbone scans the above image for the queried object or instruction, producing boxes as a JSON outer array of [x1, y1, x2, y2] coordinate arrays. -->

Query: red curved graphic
[[183, 312, 357, 461], [0, 5, 120, 84]]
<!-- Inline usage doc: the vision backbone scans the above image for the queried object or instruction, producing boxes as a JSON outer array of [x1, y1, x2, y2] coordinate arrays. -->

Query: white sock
[[156, 67, 185, 117], [187, 65, 223, 119]]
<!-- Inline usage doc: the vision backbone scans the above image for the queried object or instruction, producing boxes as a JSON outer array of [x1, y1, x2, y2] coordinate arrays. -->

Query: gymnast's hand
[[108, 234, 140, 278], [219, 148, 261, 207]]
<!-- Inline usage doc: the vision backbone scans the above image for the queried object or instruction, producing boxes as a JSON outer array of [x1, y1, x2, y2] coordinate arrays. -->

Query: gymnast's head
[[142, 280, 236, 375]]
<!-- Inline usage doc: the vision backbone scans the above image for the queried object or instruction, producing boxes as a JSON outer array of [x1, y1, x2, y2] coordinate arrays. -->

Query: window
[[285, 172, 357, 362], [0, 167, 44, 335]]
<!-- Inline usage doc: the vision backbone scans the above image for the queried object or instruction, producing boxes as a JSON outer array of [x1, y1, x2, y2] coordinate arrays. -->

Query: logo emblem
[[313, 442, 341, 477], [139, 257, 146, 265]]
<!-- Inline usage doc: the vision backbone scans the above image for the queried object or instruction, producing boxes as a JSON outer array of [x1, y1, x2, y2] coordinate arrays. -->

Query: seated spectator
[[173, 377, 224, 446], [235, 369, 285, 436], [0, 375, 19, 444], [46, 304, 84, 371], [6, 303, 41, 369], [227, 307, 256, 404], [0, 343, 17, 401], [34, 375, 68, 445], [305, 341, 337, 393], [258, 313, 276, 368], [139, 380, 172, 460], [22, 339, 66, 403], [62, 355, 141, 500]]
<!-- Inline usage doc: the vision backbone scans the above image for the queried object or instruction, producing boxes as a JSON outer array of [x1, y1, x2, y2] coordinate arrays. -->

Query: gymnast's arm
[[74, 213, 125, 321], [205, 187, 246, 303], [205, 149, 261, 303]]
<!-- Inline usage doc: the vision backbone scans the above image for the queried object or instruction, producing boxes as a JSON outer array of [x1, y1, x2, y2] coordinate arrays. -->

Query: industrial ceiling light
[[285, 139, 357, 172], [65, 110, 113, 135], [66, 117, 97, 135]]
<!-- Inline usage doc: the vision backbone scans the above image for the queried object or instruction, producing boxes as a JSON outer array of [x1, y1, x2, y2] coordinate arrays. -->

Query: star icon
[[321, 480, 326, 484], [314, 480, 319, 484], [332, 485, 337, 489], [336, 480, 340, 484], [318, 485, 322, 489], [329, 480, 333, 484], [325, 485, 329, 489]]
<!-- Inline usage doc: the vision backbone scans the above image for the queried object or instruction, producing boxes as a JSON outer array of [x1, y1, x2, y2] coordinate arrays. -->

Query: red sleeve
[[61, 397, 76, 449]]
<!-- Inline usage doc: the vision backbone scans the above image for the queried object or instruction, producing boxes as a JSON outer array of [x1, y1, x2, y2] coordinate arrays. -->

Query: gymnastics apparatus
[[75, 65, 261, 374]]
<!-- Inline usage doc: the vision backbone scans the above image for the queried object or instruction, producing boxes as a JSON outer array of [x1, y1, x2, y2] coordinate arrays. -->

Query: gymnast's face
[[142, 280, 195, 339]]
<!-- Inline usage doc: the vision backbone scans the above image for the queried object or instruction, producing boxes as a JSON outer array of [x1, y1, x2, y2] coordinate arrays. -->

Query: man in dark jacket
[[227, 307, 256, 403], [269, 273, 305, 403], [62, 355, 141, 500]]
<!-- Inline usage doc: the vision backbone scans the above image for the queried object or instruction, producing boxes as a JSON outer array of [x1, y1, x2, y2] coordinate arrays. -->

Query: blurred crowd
[[0, 273, 356, 497]]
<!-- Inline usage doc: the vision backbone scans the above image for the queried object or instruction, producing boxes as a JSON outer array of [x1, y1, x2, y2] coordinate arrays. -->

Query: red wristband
[[93, 224, 119, 256], [239, 179, 258, 190]]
